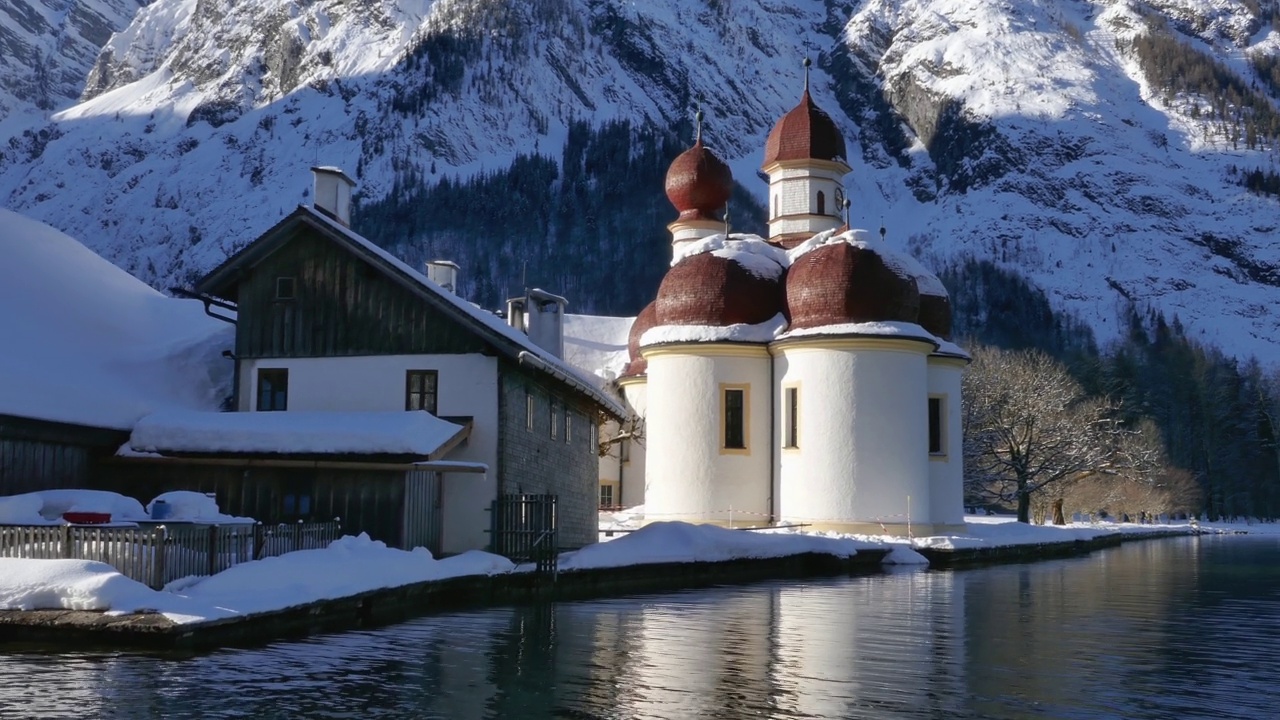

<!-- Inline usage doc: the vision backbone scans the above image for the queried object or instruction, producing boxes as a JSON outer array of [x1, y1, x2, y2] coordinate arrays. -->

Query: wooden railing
[[0, 520, 341, 589]]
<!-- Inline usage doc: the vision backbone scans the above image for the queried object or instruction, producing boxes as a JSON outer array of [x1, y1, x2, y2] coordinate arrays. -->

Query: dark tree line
[[354, 119, 764, 314], [1121, 15, 1280, 151]]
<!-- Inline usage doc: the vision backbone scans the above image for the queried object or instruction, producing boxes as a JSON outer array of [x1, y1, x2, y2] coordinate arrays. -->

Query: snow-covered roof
[[777, 320, 940, 347], [128, 410, 469, 458], [197, 206, 625, 419], [673, 233, 789, 280], [0, 210, 233, 431], [563, 313, 634, 382], [640, 314, 788, 348], [789, 229, 949, 297]]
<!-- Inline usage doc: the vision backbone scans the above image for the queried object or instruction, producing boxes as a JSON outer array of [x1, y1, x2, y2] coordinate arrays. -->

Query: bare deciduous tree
[[962, 346, 1149, 523]]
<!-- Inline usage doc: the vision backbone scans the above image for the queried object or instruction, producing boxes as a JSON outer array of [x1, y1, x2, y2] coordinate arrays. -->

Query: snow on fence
[[0, 521, 341, 589]]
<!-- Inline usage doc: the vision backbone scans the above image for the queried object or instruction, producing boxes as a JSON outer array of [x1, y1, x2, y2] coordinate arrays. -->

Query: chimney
[[524, 288, 568, 359], [311, 166, 355, 226], [425, 260, 460, 294]]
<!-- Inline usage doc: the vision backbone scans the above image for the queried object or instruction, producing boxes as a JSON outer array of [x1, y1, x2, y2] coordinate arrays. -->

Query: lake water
[[3, 536, 1279, 719]]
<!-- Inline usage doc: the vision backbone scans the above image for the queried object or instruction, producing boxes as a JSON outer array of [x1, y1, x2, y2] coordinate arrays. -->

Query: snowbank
[[0, 209, 232, 430], [146, 491, 253, 524], [129, 410, 465, 456], [0, 534, 515, 624], [562, 521, 875, 571], [0, 490, 149, 525]]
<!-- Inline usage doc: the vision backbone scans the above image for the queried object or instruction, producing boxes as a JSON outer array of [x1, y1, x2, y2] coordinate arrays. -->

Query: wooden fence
[[0, 520, 341, 589]]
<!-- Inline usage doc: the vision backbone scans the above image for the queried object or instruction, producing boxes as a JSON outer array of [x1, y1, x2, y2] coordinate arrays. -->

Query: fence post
[[60, 525, 72, 559], [294, 520, 302, 551], [253, 522, 265, 560], [207, 524, 219, 577], [151, 526, 168, 590]]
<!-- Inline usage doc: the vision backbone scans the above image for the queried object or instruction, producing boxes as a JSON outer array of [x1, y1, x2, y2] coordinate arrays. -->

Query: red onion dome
[[918, 291, 953, 341], [762, 88, 847, 167], [665, 140, 733, 222], [785, 242, 920, 331], [654, 253, 783, 329], [622, 302, 659, 376]]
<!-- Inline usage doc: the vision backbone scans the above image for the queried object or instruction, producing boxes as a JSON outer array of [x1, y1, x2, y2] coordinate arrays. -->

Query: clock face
[[834, 187, 846, 215]]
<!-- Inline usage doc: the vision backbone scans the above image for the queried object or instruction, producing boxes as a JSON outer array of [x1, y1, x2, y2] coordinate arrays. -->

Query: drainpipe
[[170, 287, 237, 325], [221, 350, 240, 412]]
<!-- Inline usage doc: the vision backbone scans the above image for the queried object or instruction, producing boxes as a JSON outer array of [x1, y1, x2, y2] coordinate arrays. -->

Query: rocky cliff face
[[0, 0, 145, 129], [1, 0, 1278, 357]]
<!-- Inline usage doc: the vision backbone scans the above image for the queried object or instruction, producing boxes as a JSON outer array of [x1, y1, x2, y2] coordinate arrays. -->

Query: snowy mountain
[[0, 0, 146, 136], [1, 0, 1279, 359]]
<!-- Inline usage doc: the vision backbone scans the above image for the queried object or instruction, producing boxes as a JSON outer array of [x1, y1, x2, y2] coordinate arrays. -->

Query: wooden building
[[109, 169, 624, 553]]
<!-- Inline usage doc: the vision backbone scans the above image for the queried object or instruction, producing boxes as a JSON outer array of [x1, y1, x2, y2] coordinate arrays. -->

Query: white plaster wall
[[767, 165, 845, 238], [619, 379, 649, 508], [239, 354, 498, 553], [928, 359, 966, 526], [644, 349, 771, 524], [776, 344, 931, 526]]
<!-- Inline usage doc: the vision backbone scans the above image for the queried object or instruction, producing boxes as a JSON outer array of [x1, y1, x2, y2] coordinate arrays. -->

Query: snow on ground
[[129, 409, 465, 456], [0, 534, 515, 624], [561, 521, 884, 571], [0, 209, 232, 430]]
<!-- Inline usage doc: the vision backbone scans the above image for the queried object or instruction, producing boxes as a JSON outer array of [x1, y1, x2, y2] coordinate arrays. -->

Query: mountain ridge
[[1, 0, 1278, 360]]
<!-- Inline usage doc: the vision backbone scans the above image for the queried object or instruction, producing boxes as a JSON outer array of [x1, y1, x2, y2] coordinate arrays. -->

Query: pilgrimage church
[[589, 68, 970, 537]]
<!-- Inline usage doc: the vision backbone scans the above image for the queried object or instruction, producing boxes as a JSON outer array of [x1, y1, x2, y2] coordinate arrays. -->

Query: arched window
[[816, 191, 826, 216], [773, 195, 779, 217]]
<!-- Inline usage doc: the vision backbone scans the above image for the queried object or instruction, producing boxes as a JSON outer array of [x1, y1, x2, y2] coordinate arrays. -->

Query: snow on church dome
[[654, 235, 786, 331], [785, 230, 920, 331], [665, 139, 733, 222], [762, 84, 847, 167]]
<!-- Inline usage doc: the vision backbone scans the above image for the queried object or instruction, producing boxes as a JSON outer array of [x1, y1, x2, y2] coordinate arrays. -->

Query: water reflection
[[2, 537, 1279, 719]]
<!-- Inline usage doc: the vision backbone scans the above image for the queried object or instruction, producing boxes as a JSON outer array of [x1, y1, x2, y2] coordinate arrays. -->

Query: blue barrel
[[150, 499, 172, 520]]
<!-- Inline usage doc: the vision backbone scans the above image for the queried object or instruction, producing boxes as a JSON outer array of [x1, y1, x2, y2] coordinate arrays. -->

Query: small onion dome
[[655, 253, 784, 329], [785, 242, 920, 331], [762, 88, 847, 167], [665, 140, 733, 222], [622, 302, 659, 376], [918, 291, 953, 341]]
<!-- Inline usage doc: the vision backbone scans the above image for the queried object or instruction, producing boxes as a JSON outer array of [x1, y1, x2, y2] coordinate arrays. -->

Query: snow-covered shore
[[5, 513, 1268, 628], [0, 522, 885, 624]]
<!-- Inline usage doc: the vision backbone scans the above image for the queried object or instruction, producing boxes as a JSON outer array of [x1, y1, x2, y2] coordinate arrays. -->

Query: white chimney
[[311, 166, 355, 226], [425, 260, 460, 294], [525, 288, 568, 359]]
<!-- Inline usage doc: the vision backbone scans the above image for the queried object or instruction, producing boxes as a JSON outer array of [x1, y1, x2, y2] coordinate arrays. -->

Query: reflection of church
[[605, 71, 969, 536]]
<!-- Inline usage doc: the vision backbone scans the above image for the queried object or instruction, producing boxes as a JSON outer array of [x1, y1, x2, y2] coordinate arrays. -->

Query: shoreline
[[0, 550, 887, 651], [0, 524, 1244, 651]]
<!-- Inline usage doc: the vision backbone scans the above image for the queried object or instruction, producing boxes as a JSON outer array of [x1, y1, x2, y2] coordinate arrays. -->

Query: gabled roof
[[196, 205, 625, 419]]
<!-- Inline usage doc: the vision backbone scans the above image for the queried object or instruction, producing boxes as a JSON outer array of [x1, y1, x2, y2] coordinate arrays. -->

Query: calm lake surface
[[3, 536, 1280, 719]]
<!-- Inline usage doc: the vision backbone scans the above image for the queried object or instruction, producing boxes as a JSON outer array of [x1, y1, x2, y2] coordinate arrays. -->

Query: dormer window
[[276, 276, 296, 300]]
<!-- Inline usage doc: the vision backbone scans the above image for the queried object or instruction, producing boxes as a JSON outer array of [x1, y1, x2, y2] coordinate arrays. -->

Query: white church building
[[587, 76, 970, 537]]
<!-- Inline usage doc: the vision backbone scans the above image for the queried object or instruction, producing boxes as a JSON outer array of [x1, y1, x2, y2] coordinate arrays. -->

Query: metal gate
[[403, 469, 443, 554], [491, 493, 558, 575]]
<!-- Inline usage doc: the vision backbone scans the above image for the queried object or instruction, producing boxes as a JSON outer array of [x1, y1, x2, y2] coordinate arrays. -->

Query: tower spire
[[695, 108, 704, 145], [803, 57, 811, 94]]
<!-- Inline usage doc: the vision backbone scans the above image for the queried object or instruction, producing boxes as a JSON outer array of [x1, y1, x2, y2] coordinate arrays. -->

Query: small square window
[[256, 368, 288, 411], [551, 402, 559, 440], [565, 412, 572, 443], [599, 484, 614, 509], [526, 390, 534, 431], [406, 370, 438, 414], [275, 276, 296, 300], [783, 386, 800, 449]]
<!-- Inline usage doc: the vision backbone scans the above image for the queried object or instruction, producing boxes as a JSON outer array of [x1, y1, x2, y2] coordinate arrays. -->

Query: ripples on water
[[2, 536, 1279, 720]]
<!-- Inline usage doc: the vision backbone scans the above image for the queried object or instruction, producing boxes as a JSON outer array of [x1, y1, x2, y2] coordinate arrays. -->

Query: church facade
[[611, 77, 969, 537]]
